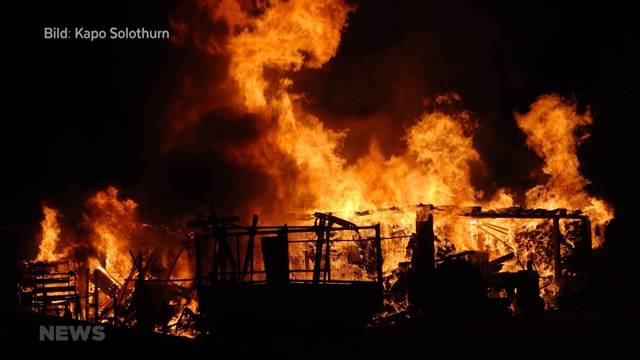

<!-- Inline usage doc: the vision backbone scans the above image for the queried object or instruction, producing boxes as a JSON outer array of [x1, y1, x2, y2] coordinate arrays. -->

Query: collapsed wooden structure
[[401, 205, 593, 319], [188, 211, 385, 334], [19, 261, 81, 319], [17, 204, 595, 336]]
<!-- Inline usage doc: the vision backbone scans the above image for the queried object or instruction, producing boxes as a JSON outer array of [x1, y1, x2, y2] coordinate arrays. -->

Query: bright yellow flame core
[[516, 94, 614, 246], [36, 205, 63, 262]]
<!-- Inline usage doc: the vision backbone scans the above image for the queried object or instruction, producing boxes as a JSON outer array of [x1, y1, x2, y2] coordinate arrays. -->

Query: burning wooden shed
[[188, 211, 384, 334]]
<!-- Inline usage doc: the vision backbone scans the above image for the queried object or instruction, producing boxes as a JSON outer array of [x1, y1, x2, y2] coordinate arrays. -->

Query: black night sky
[[3, 0, 640, 308]]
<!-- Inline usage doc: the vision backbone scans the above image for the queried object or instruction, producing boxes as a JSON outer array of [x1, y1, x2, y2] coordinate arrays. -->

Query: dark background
[[3, 0, 639, 307]]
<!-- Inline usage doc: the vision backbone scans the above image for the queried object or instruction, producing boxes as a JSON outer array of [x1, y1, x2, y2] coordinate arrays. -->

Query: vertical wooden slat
[[374, 224, 383, 288], [552, 217, 562, 284]]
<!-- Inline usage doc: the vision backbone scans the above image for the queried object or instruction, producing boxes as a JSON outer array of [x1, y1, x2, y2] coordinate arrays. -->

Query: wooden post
[[312, 217, 326, 284], [236, 234, 241, 280], [137, 254, 144, 282], [220, 223, 230, 281], [242, 214, 259, 282], [211, 233, 218, 283], [374, 224, 383, 288], [195, 234, 202, 290], [214, 222, 236, 282], [261, 226, 289, 286], [84, 268, 90, 321], [580, 217, 592, 275], [72, 263, 80, 320], [410, 207, 435, 311], [552, 217, 562, 284], [323, 221, 333, 283], [42, 283, 48, 315], [92, 270, 99, 321], [581, 217, 592, 253]]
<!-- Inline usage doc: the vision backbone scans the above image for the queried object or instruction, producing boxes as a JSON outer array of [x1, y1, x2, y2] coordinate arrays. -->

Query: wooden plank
[[312, 218, 326, 284], [32, 286, 76, 294], [409, 210, 435, 311], [242, 214, 259, 281]]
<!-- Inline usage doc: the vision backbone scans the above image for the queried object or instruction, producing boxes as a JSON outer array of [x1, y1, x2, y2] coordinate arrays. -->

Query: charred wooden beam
[[32, 294, 76, 302], [93, 268, 120, 296], [85, 268, 90, 321], [312, 217, 327, 284], [489, 252, 515, 273], [217, 222, 237, 281], [22, 277, 71, 285], [374, 224, 383, 288], [187, 215, 240, 228], [552, 217, 562, 284], [241, 214, 258, 282], [409, 208, 435, 311], [32, 286, 76, 294], [261, 226, 289, 286], [194, 234, 202, 290], [313, 212, 359, 233], [323, 220, 333, 282], [27, 270, 74, 276], [579, 217, 593, 275], [92, 270, 99, 321]]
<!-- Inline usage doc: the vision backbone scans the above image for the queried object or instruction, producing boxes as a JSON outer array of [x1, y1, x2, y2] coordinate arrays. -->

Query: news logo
[[39, 325, 106, 342]]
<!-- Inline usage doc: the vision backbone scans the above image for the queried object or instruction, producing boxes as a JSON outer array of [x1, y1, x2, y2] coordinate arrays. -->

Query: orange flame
[[516, 94, 614, 246], [211, 0, 499, 272], [35, 204, 64, 262], [194, 0, 613, 278], [34, 187, 143, 279], [83, 186, 141, 281]]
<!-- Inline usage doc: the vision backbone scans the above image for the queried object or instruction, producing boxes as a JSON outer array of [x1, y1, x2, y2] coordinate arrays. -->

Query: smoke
[[23, 0, 620, 232], [270, 0, 547, 200], [161, 0, 521, 216], [154, 1, 610, 218]]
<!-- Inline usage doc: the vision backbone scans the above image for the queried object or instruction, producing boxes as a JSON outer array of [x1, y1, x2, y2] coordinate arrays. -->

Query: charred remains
[[17, 203, 599, 339]]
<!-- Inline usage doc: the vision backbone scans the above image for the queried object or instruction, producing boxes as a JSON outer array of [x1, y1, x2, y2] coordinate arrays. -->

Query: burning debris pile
[[19, 204, 388, 337], [188, 211, 384, 334], [18, 188, 199, 337], [19, 199, 598, 337], [380, 205, 595, 323]]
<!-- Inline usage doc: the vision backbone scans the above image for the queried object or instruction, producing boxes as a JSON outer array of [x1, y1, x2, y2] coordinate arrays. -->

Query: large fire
[[170, 0, 612, 266], [29, 0, 614, 335], [516, 94, 613, 247], [35, 187, 141, 278], [31, 187, 196, 336]]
